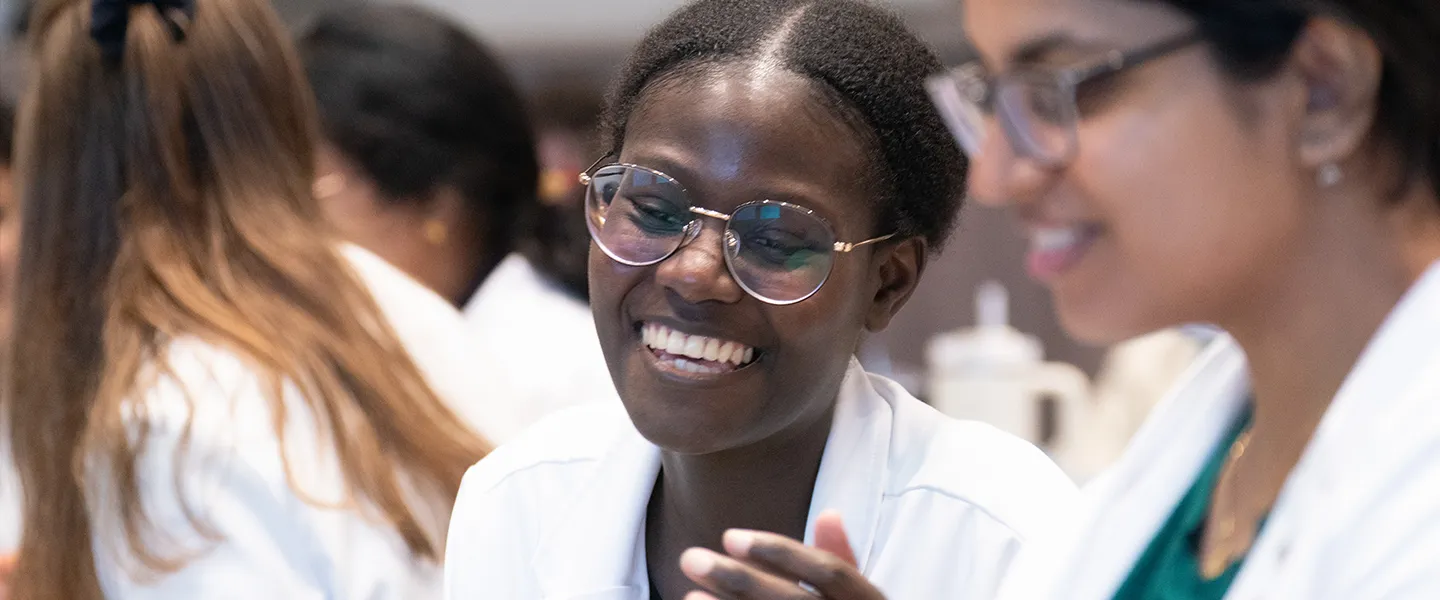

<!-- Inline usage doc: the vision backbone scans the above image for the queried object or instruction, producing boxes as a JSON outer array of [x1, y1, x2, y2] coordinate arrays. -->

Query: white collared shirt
[[444, 359, 1078, 599], [997, 259, 1440, 600], [461, 254, 618, 442], [88, 244, 494, 599]]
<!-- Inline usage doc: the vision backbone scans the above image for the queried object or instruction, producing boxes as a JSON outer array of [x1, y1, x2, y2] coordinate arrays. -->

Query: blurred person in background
[[3, 0, 497, 596], [671, 0, 1440, 598], [524, 83, 605, 301], [299, 5, 615, 440], [443, 0, 1076, 598]]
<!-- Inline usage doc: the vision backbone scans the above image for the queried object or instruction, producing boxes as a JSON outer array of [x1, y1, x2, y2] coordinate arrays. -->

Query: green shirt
[[1112, 409, 1255, 600]]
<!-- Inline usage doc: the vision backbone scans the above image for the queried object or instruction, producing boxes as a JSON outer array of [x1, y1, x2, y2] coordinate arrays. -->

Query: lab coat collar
[[1228, 257, 1440, 597], [1055, 336, 1252, 599], [462, 253, 557, 321], [1019, 259, 1440, 600], [530, 358, 891, 599]]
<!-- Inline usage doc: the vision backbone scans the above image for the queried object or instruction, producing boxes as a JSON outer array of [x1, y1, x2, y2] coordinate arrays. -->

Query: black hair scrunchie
[[91, 0, 195, 65]]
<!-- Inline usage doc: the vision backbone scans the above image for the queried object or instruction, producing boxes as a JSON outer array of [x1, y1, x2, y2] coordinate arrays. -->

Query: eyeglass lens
[[584, 165, 839, 304]]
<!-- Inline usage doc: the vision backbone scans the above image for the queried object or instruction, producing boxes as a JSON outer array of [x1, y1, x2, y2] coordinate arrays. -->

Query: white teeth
[[683, 336, 707, 360], [717, 341, 737, 364], [642, 323, 757, 368], [674, 358, 726, 375], [666, 329, 687, 355], [1031, 227, 1086, 252]]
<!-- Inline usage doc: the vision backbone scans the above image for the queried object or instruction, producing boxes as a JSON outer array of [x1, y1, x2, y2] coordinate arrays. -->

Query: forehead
[[964, 0, 1195, 69], [620, 65, 877, 215]]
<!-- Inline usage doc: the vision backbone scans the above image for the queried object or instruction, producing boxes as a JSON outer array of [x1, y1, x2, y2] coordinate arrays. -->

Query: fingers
[[681, 547, 817, 600], [720, 530, 884, 600], [812, 510, 857, 566]]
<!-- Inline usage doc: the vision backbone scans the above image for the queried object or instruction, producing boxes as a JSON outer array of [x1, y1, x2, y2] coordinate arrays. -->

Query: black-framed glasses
[[926, 32, 1201, 166], [579, 159, 895, 305]]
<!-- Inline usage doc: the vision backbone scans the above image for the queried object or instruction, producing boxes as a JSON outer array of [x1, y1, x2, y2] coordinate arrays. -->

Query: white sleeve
[[444, 462, 539, 600]]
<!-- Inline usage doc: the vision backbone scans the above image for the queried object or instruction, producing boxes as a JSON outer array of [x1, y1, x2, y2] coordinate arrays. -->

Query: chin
[[624, 405, 751, 455], [1053, 292, 1173, 346]]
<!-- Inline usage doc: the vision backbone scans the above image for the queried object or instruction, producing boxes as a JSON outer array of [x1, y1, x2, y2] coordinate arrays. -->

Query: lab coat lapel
[[1062, 339, 1252, 600], [531, 425, 661, 600], [1229, 260, 1440, 599], [805, 359, 892, 573]]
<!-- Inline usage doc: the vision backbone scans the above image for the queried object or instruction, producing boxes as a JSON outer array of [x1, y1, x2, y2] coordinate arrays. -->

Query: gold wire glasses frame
[[577, 157, 897, 254], [578, 157, 897, 305]]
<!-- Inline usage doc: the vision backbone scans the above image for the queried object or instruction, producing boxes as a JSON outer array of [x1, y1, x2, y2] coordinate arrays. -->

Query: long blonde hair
[[3, 0, 491, 597]]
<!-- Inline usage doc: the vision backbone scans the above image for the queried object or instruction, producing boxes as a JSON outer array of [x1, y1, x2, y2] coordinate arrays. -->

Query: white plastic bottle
[[925, 281, 1091, 455]]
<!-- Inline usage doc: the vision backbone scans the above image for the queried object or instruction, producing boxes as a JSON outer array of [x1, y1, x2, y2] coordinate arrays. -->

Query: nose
[[654, 220, 746, 305], [965, 118, 1054, 210]]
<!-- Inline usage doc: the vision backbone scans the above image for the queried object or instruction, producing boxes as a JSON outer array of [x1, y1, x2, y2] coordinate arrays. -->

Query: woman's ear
[[1291, 18, 1383, 172], [865, 236, 926, 332]]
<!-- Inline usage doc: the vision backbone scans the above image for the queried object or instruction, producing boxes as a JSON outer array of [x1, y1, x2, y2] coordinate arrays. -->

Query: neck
[[1222, 185, 1440, 470], [404, 231, 498, 308], [646, 405, 835, 598]]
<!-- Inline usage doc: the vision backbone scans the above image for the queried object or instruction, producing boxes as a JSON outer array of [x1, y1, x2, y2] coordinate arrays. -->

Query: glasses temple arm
[[833, 232, 898, 253], [577, 154, 614, 185]]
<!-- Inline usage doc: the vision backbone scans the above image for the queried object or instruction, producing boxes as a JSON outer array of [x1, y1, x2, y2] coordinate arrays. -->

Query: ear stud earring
[[1317, 163, 1343, 188]]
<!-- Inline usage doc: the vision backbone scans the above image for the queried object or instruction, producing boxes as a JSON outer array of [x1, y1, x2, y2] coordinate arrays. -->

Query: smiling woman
[[441, 1, 1077, 599]]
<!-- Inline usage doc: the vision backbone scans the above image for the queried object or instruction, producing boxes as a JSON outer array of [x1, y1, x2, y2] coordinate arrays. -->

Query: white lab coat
[[444, 359, 1078, 599], [88, 244, 504, 599], [996, 259, 1440, 600], [462, 254, 617, 441]]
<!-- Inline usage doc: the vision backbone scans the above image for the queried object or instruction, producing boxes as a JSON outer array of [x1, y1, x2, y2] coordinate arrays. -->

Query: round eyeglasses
[[925, 32, 1201, 167], [580, 161, 895, 305]]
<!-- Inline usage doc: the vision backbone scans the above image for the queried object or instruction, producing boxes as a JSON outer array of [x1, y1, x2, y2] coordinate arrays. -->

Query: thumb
[[813, 510, 858, 567]]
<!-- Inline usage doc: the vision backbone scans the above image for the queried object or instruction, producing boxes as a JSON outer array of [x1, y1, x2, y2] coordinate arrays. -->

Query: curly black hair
[[602, 0, 968, 250]]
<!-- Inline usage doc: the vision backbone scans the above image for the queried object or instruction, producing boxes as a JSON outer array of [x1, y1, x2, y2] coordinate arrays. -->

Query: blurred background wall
[[0, 0, 1104, 388]]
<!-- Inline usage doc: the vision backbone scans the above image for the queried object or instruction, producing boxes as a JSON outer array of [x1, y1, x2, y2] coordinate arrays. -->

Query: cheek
[[586, 247, 645, 341], [772, 261, 872, 366], [1068, 93, 1304, 333]]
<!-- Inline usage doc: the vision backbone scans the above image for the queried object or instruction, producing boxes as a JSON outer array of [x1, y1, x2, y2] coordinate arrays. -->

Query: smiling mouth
[[640, 322, 760, 376], [1026, 224, 1103, 281]]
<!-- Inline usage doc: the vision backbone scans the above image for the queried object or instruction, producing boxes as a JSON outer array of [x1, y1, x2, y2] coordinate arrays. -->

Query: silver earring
[[1317, 163, 1343, 188]]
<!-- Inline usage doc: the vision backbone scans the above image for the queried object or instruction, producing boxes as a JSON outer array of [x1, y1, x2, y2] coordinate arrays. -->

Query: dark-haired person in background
[[298, 5, 615, 440], [442, 1, 1077, 598], [670, 0, 1440, 599]]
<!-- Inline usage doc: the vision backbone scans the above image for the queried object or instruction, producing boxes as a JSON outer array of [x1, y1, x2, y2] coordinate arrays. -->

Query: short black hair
[[602, 0, 967, 250], [1152, 0, 1439, 202], [297, 4, 539, 261]]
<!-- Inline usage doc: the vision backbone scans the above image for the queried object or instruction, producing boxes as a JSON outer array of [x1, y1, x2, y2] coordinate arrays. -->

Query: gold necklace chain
[[1199, 428, 1255, 580]]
